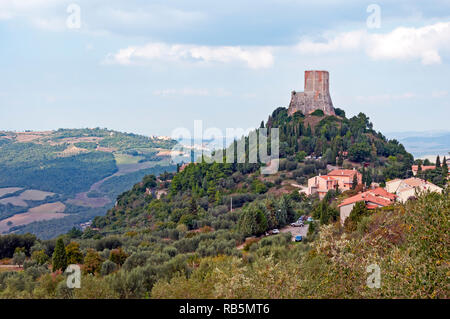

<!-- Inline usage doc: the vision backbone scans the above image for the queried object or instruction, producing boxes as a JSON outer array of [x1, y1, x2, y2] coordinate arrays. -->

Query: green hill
[[0, 108, 446, 299], [0, 128, 177, 239]]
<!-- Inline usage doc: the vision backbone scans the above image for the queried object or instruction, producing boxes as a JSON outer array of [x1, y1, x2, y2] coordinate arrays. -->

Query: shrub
[[109, 247, 128, 266], [83, 249, 103, 274], [101, 260, 118, 276]]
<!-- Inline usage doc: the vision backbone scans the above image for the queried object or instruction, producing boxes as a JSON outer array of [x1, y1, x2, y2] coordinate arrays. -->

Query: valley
[[0, 129, 177, 238]]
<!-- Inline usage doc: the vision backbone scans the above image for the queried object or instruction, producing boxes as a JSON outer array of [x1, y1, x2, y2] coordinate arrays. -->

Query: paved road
[[279, 224, 309, 241]]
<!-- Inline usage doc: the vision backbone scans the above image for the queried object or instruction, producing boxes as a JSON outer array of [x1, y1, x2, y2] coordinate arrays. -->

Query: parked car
[[295, 235, 303, 242], [307, 217, 313, 222], [272, 229, 280, 234], [290, 222, 304, 227]]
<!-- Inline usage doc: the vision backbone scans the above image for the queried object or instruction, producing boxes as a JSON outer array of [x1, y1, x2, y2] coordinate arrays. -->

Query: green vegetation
[[267, 108, 413, 182], [113, 153, 144, 165], [0, 143, 117, 195], [98, 165, 176, 201], [74, 142, 97, 150], [0, 191, 446, 298], [0, 129, 177, 239], [0, 108, 444, 299], [414, 156, 449, 187]]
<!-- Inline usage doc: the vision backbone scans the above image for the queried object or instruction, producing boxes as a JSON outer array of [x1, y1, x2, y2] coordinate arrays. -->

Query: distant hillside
[[386, 131, 450, 158], [0, 128, 177, 239]]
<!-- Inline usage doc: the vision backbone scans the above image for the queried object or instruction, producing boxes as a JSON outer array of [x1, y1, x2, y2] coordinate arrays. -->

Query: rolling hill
[[0, 128, 177, 239]]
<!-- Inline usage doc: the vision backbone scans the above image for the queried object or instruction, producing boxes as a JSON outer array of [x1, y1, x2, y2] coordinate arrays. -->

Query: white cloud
[[153, 88, 231, 97], [0, 1, 205, 34], [105, 43, 274, 69], [296, 21, 450, 65]]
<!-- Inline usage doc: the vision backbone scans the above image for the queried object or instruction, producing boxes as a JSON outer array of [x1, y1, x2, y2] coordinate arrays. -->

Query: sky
[[0, 0, 449, 137]]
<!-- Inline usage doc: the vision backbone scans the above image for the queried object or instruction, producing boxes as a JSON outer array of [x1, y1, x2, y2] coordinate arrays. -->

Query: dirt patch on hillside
[[19, 190, 54, 201], [58, 145, 89, 157], [0, 202, 67, 234], [0, 188, 23, 198], [0, 197, 28, 207]]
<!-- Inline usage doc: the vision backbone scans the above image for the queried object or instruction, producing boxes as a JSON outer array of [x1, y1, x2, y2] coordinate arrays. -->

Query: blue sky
[[0, 0, 449, 137]]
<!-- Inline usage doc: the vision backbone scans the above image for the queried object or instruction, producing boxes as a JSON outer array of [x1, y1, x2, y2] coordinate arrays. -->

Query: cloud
[[105, 43, 274, 69], [0, 1, 205, 34], [153, 88, 231, 97], [296, 21, 450, 65]]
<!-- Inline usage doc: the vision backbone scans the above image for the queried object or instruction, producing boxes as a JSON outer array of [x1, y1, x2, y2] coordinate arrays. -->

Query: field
[[0, 202, 67, 234], [0, 189, 55, 207], [114, 153, 144, 165], [0, 128, 178, 238], [0, 188, 23, 198]]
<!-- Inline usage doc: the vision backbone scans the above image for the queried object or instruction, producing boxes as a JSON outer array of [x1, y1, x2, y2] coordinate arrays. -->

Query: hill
[[0, 128, 177, 239], [0, 107, 444, 299]]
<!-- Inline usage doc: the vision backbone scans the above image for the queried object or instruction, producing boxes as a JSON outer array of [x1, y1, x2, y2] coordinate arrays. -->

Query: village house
[[307, 169, 362, 199], [385, 177, 443, 203], [338, 187, 396, 225]]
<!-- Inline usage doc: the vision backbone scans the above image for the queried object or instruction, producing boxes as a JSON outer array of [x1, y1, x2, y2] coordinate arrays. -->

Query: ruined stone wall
[[288, 70, 335, 116]]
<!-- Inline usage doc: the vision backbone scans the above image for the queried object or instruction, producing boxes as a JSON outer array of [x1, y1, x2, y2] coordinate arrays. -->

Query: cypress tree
[[436, 155, 441, 168], [442, 157, 448, 180], [52, 238, 68, 272], [352, 174, 358, 190]]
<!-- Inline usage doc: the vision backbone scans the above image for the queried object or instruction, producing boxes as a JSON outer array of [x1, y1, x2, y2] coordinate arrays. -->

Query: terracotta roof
[[328, 169, 358, 177], [403, 177, 427, 187], [338, 187, 394, 208], [386, 178, 401, 184], [369, 187, 397, 200], [319, 176, 336, 180], [411, 165, 435, 171]]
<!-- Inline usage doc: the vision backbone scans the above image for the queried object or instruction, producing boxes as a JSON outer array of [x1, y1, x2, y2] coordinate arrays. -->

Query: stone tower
[[288, 70, 335, 116]]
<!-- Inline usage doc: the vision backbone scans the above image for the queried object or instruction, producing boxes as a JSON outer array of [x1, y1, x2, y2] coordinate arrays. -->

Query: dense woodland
[[0, 108, 447, 299]]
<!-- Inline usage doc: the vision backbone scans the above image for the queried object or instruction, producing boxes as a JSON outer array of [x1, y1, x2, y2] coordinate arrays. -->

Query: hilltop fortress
[[288, 70, 335, 116]]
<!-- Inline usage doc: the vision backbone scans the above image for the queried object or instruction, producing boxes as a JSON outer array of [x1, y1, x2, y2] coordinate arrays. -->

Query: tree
[[348, 143, 371, 162], [365, 169, 373, 187], [101, 260, 118, 276], [441, 157, 448, 182], [83, 249, 103, 274], [352, 174, 358, 190], [189, 197, 198, 214], [337, 153, 344, 167], [306, 124, 312, 137], [344, 201, 367, 232], [32, 249, 49, 265], [68, 227, 83, 239], [296, 151, 307, 162], [110, 247, 128, 266], [65, 242, 83, 265], [237, 203, 268, 236], [12, 251, 26, 266], [436, 155, 441, 168], [52, 238, 68, 272]]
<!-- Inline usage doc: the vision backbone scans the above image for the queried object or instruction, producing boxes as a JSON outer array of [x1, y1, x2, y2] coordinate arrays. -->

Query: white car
[[291, 222, 304, 227], [272, 229, 280, 234]]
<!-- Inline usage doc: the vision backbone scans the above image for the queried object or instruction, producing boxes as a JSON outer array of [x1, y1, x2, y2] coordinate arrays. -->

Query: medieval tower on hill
[[288, 70, 335, 116]]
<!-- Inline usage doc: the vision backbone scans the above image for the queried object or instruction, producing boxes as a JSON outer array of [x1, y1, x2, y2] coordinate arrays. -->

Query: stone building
[[288, 70, 335, 116]]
